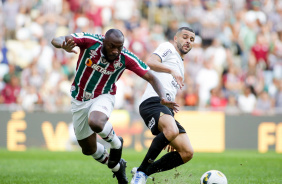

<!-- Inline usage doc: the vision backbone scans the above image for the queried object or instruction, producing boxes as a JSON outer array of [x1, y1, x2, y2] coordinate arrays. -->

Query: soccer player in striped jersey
[[51, 29, 178, 184], [131, 27, 195, 184]]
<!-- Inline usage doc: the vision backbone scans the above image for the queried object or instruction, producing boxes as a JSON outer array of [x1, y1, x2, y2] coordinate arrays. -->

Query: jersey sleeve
[[153, 42, 173, 62], [71, 32, 103, 49], [124, 50, 150, 77]]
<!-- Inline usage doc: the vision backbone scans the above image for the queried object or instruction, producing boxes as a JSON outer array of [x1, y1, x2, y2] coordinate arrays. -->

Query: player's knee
[[182, 149, 194, 163], [88, 117, 105, 132], [164, 127, 179, 141]]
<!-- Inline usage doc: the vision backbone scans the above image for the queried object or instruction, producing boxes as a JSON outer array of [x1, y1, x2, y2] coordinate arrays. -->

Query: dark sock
[[146, 151, 184, 176], [138, 132, 170, 173]]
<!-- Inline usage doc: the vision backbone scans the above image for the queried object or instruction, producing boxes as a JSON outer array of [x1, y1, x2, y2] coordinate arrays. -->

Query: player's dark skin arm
[[51, 35, 78, 54], [142, 70, 179, 112]]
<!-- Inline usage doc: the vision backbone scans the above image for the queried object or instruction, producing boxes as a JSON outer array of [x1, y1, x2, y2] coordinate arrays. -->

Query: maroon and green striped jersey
[[70, 32, 149, 101]]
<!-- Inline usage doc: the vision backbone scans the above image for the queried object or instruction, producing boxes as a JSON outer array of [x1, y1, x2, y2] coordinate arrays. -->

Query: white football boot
[[130, 169, 148, 184], [131, 167, 153, 180]]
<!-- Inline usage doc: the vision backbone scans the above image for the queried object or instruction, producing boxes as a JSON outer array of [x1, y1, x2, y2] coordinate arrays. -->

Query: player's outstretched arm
[[51, 35, 77, 54], [142, 70, 179, 112], [147, 54, 184, 89]]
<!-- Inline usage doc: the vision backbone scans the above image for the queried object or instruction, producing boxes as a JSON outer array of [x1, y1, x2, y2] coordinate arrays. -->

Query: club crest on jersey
[[100, 57, 107, 64], [166, 93, 172, 101], [70, 85, 76, 92], [114, 60, 122, 69]]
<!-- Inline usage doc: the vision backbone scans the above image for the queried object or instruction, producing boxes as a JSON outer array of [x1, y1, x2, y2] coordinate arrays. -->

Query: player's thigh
[[158, 114, 179, 137], [88, 94, 115, 118], [139, 97, 174, 135], [71, 99, 94, 141], [169, 133, 194, 162]]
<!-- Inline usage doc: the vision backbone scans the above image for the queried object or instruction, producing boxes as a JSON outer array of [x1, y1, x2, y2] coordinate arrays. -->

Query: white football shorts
[[70, 94, 115, 140]]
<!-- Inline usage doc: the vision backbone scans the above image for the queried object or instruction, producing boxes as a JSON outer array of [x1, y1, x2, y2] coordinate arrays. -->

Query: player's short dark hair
[[105, 29, 124, 39], [176, 27, 195, 34]]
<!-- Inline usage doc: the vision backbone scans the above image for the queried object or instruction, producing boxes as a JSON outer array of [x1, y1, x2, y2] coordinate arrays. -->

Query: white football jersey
[[140, 42, 184, 103]]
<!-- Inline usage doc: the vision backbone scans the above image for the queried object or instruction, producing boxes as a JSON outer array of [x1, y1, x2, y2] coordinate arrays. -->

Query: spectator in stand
[[1, 75, 21, 104], [245, 1, 267, 26], [225, 94, 240, 115], [243, 54, 265, 95], [250, 32, 270, 70], [165, 20, 179, 41], [18, 85, 38, 112], [274, 80, 282, 113], [254, 90, 274, 115], [222, 65, 243, 97], [184, 78, 198, 107], [239, 12, 257, 68], [185, 35, 204, 82], [271, 31, 282, 80], [199, 0, 221, 48], [268, 1, 282, 32], [3, 64, 21, 84], [3, 0, 19, 40], [207, 87, 228, 110], [128, 27, 147, 61], [205, 38, 227, 75], [33, 37, 54, 74], [186, 0, 204, 35], [196, 57, 219, 108], [238, 85, 257, 113]]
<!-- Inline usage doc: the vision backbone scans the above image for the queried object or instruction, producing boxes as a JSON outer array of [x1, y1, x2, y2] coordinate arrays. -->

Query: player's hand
[[163, 145, 175, 152], [62, 39, 78, 54], [160, 98, 179, 113], [170, 70, 184, 90]]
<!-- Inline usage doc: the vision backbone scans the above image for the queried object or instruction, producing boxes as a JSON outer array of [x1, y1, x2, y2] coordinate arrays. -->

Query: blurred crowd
[[0, 0, 282, 115]]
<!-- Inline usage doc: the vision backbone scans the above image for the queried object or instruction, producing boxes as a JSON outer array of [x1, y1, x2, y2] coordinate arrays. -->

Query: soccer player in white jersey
[[51, 29, 178, 184], [131, 27, 195, 184]]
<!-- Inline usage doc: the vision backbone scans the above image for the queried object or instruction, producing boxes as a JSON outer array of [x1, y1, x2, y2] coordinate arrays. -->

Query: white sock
[[111, 163, 120, 172], [98, 121, 121, 149], [91, 142, 109, 165]]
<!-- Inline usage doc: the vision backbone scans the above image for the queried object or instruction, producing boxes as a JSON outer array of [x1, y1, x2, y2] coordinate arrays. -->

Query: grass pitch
[[0, 149, 281, 184]]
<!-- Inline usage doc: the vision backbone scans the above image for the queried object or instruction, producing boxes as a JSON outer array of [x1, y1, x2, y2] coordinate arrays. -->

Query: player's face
[[103, 38, 124, 62], [175, 30, 195, 55]]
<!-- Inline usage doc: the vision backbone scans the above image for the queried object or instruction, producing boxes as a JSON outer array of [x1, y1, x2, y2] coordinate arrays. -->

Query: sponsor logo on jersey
[[171, 78, 180, 89], [92, 64, 114, 75], [86, 58, 93, 67], [114, 60, 123, 69], [85, 58, 114, 75], [148, 117, 155, 130], [162, 49, 172, 58]]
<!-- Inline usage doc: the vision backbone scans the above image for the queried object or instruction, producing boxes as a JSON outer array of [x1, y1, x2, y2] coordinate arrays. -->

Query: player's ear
[[174, 35, 178, 43]]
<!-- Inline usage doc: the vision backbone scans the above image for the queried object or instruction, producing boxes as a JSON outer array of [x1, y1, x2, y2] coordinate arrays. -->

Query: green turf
[[0, 149, 281, 184]]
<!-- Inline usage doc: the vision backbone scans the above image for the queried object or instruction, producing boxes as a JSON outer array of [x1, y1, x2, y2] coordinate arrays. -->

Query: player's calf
[[112, 158, 128, 184], [108, 136, 123, 169]]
